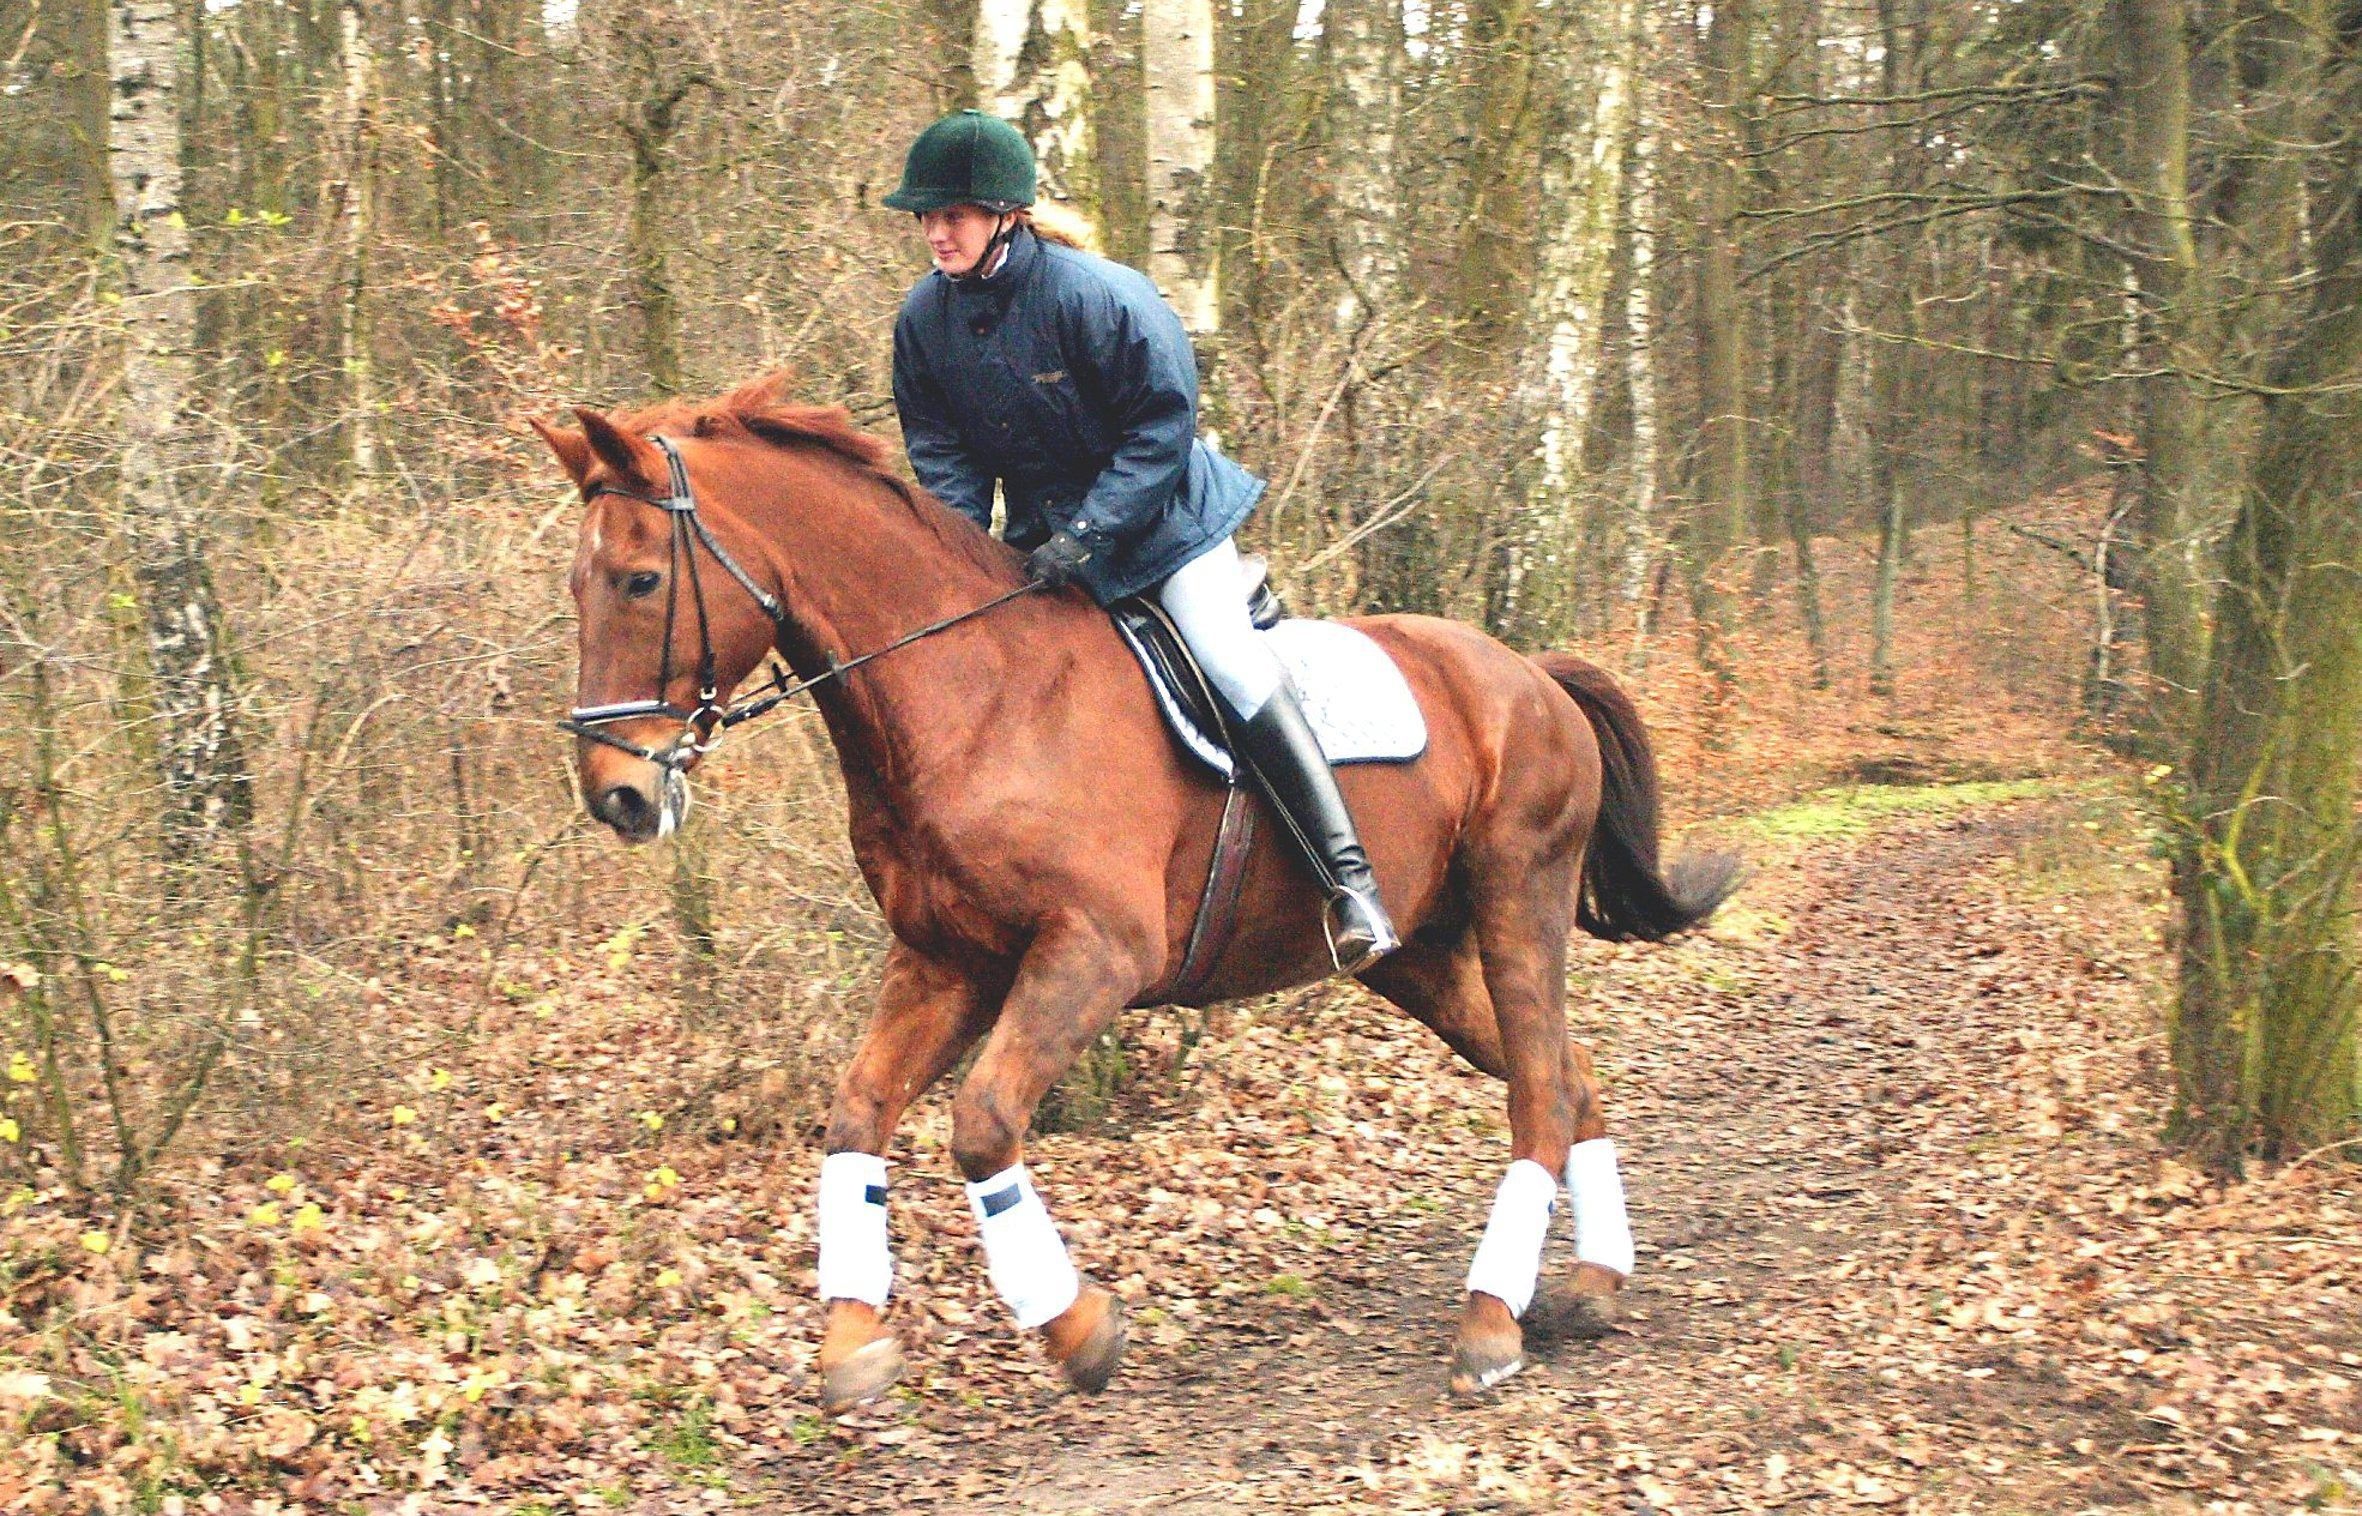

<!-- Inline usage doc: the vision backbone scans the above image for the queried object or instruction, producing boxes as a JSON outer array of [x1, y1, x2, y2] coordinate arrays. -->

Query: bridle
[[560, 433, 1040, 773]]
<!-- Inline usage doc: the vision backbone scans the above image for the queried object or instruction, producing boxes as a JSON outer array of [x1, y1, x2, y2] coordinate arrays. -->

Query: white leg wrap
[[816, 1151, 893, 1308], [1566, 1138, 1636, 1277], [965, 1163, 1081, 1330], [1463, 1158, 1559, 1319]]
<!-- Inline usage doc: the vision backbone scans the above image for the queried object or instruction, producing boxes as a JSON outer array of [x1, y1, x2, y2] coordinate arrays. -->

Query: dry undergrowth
[[13, 480, 2350, 1514]]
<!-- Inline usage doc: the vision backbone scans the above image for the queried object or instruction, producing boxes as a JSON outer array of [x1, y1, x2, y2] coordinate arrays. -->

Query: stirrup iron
[[1323, 886, 1399, 975]]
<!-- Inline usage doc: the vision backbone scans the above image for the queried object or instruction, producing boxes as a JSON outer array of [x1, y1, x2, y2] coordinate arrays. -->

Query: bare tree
[[1487, 0, 1641, 645], [2171, 11, 2361, 1164], [1318, 0, 1402, 338], [976, 0, 1099, 232], [614, 12, 711, 398], [336, 0, 381, 482], [1142, 0, 1219, 338], [108, 0, 250, 857], [1688, 0, 1751, 707]]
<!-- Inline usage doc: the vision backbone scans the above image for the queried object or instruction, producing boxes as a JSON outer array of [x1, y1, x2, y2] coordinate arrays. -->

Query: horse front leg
[[816, 943, 1004, 1415], [947, 912, 1156, 1394]]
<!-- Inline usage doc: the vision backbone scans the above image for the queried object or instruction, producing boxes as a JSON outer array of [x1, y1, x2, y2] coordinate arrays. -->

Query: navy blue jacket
[[891, 225, 1264, 603]]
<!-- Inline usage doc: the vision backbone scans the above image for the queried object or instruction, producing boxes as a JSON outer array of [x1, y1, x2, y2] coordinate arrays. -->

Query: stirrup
[[1323, 888, 1399, 976]]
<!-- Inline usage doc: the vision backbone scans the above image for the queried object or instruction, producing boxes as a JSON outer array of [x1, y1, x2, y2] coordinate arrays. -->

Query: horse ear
[[573, 407, 660, 486], [529, 416, 593, 484]]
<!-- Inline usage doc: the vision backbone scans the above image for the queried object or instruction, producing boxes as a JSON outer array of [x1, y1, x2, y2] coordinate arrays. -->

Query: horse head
[[534, 407, 784, 843]]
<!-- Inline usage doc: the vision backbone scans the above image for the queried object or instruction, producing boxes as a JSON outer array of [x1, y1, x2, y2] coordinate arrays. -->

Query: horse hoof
[[1530, 1264, 1628, 1343], [818, 1336, 904, 1416], [1044, 1287, 1128, 1394], [1448, 1338, 1525, 1398], [1448, 1292, 1524, 1398], [1558, 1287, 1626, 1340]]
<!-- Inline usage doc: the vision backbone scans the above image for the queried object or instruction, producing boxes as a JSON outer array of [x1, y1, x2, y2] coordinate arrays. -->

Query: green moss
[[1741, 778, 2064, 843]]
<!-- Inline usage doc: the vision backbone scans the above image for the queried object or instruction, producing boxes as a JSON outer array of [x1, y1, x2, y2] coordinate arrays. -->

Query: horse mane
[[610, 372, 1020, 586]]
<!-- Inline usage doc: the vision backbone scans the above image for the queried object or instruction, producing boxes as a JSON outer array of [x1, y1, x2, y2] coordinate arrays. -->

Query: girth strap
[[1141, 783, 1258, 1007]]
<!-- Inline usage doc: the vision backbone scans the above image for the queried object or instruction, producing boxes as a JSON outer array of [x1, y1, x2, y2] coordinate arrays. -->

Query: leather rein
[[559, 434, 1041, 772]]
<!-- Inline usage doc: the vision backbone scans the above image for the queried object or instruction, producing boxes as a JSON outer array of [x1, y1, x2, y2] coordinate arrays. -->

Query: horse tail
[[1533, 652, 1741, 943]]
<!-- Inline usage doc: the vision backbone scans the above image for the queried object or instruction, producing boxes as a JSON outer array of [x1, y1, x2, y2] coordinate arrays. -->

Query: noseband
[[560, 433, 1041, 772]]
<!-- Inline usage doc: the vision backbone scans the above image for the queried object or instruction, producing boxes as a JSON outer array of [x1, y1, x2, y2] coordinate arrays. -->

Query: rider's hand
[[1026, 531, 1094, 589]]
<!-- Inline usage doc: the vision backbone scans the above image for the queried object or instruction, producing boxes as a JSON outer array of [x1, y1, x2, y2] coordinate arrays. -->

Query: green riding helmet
[[882, 109, 1037, 214]]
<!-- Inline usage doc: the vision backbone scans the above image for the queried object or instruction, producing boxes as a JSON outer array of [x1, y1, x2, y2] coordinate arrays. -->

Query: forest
[[1, 0, 2357, 1508]]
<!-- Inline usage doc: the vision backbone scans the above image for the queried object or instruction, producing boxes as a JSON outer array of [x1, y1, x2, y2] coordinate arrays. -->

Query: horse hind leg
[[1445, 858, 1590, 1398], [1359, 927, 1508, 1078], [1531, 1036, 1632, 1342]]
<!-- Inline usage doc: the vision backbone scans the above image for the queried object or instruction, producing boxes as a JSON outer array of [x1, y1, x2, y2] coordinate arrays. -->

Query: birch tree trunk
[[976, 0, 1099, 232], [1142, 0, 1217, 338], [109, 0, 251, 858], [1486, 0, 1640, 646], [1319, 0, 1402, 338], [336, 0, 379, 483]]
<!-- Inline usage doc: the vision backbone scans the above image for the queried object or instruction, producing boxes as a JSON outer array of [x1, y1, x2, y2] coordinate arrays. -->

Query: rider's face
[[916, 205, 1005, 277]]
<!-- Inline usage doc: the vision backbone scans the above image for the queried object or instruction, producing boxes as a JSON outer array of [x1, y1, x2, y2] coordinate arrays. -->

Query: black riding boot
[[1234, 684, 1401, 974]]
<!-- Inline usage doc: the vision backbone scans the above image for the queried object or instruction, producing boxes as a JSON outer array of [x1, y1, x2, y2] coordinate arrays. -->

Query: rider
[[884, 109, 1398, 973]]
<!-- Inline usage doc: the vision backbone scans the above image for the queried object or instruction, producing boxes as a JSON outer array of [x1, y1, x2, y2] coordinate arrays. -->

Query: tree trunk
[[2114, 0, 2209, 746], [1142, 0, 1218, 338], [2170, 27, 2361, 1166], [1319, 0, 1402, 338], [922, 0, 982, 111], [1688, 0, 1750, 708], [1215, 0, 1296, 341], [1452, 0, 1541, 348], [1622, 79, 1663, 664], [1865, 0, 1923, 701], [336, 0, 379, 484], [976, 0, 1099, 233], [617, 24, 704, 398], [1486, 0, 1639, 646], [109, 0, 251, 859], [1772, 0, 1833, 685]]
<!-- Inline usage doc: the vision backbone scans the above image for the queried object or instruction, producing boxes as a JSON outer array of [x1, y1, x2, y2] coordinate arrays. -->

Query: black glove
[[1026, 531, 1094, 589]]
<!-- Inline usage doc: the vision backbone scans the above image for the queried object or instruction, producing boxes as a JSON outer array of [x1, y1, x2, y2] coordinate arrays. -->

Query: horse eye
[[623, 571, 662, 599]]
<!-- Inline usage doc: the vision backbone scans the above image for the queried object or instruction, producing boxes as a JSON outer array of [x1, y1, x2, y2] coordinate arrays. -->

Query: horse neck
[[734, 447, 1027, 783]]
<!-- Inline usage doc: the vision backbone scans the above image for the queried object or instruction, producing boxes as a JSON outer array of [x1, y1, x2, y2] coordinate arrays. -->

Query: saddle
[[1108, 556, 1282, 766], [1112, 556, 1427, 1006], [1109, 556, 1427, 784]]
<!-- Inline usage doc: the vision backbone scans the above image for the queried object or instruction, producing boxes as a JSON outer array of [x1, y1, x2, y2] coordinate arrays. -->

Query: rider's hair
[[1018, 200, 1099, 254]]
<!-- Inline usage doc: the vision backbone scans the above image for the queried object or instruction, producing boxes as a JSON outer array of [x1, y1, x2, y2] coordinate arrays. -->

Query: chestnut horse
[[535, 376, 1734, 1411]]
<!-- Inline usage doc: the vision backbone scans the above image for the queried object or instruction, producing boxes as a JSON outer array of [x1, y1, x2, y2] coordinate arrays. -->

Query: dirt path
[[750, 793, 2353, 1513], [9, 788, 2348, 1513]]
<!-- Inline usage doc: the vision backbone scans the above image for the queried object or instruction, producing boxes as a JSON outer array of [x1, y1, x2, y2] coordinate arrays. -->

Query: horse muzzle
[[588, 764, 691, 843]]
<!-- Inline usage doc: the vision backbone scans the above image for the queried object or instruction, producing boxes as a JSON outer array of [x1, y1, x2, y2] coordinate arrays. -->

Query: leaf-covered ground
[[6, 781, 2359, 1514]]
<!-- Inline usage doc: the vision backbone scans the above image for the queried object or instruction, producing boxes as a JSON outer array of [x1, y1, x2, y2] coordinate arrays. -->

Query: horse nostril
[[596, 784, 654, 832]]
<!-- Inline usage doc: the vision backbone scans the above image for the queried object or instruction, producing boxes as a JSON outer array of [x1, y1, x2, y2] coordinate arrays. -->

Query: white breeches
[[1155, 536, 1284, 718]]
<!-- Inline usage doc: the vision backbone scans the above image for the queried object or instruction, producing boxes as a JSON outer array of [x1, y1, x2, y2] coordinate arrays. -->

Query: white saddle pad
[[1121, 616, 1428, 782]]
